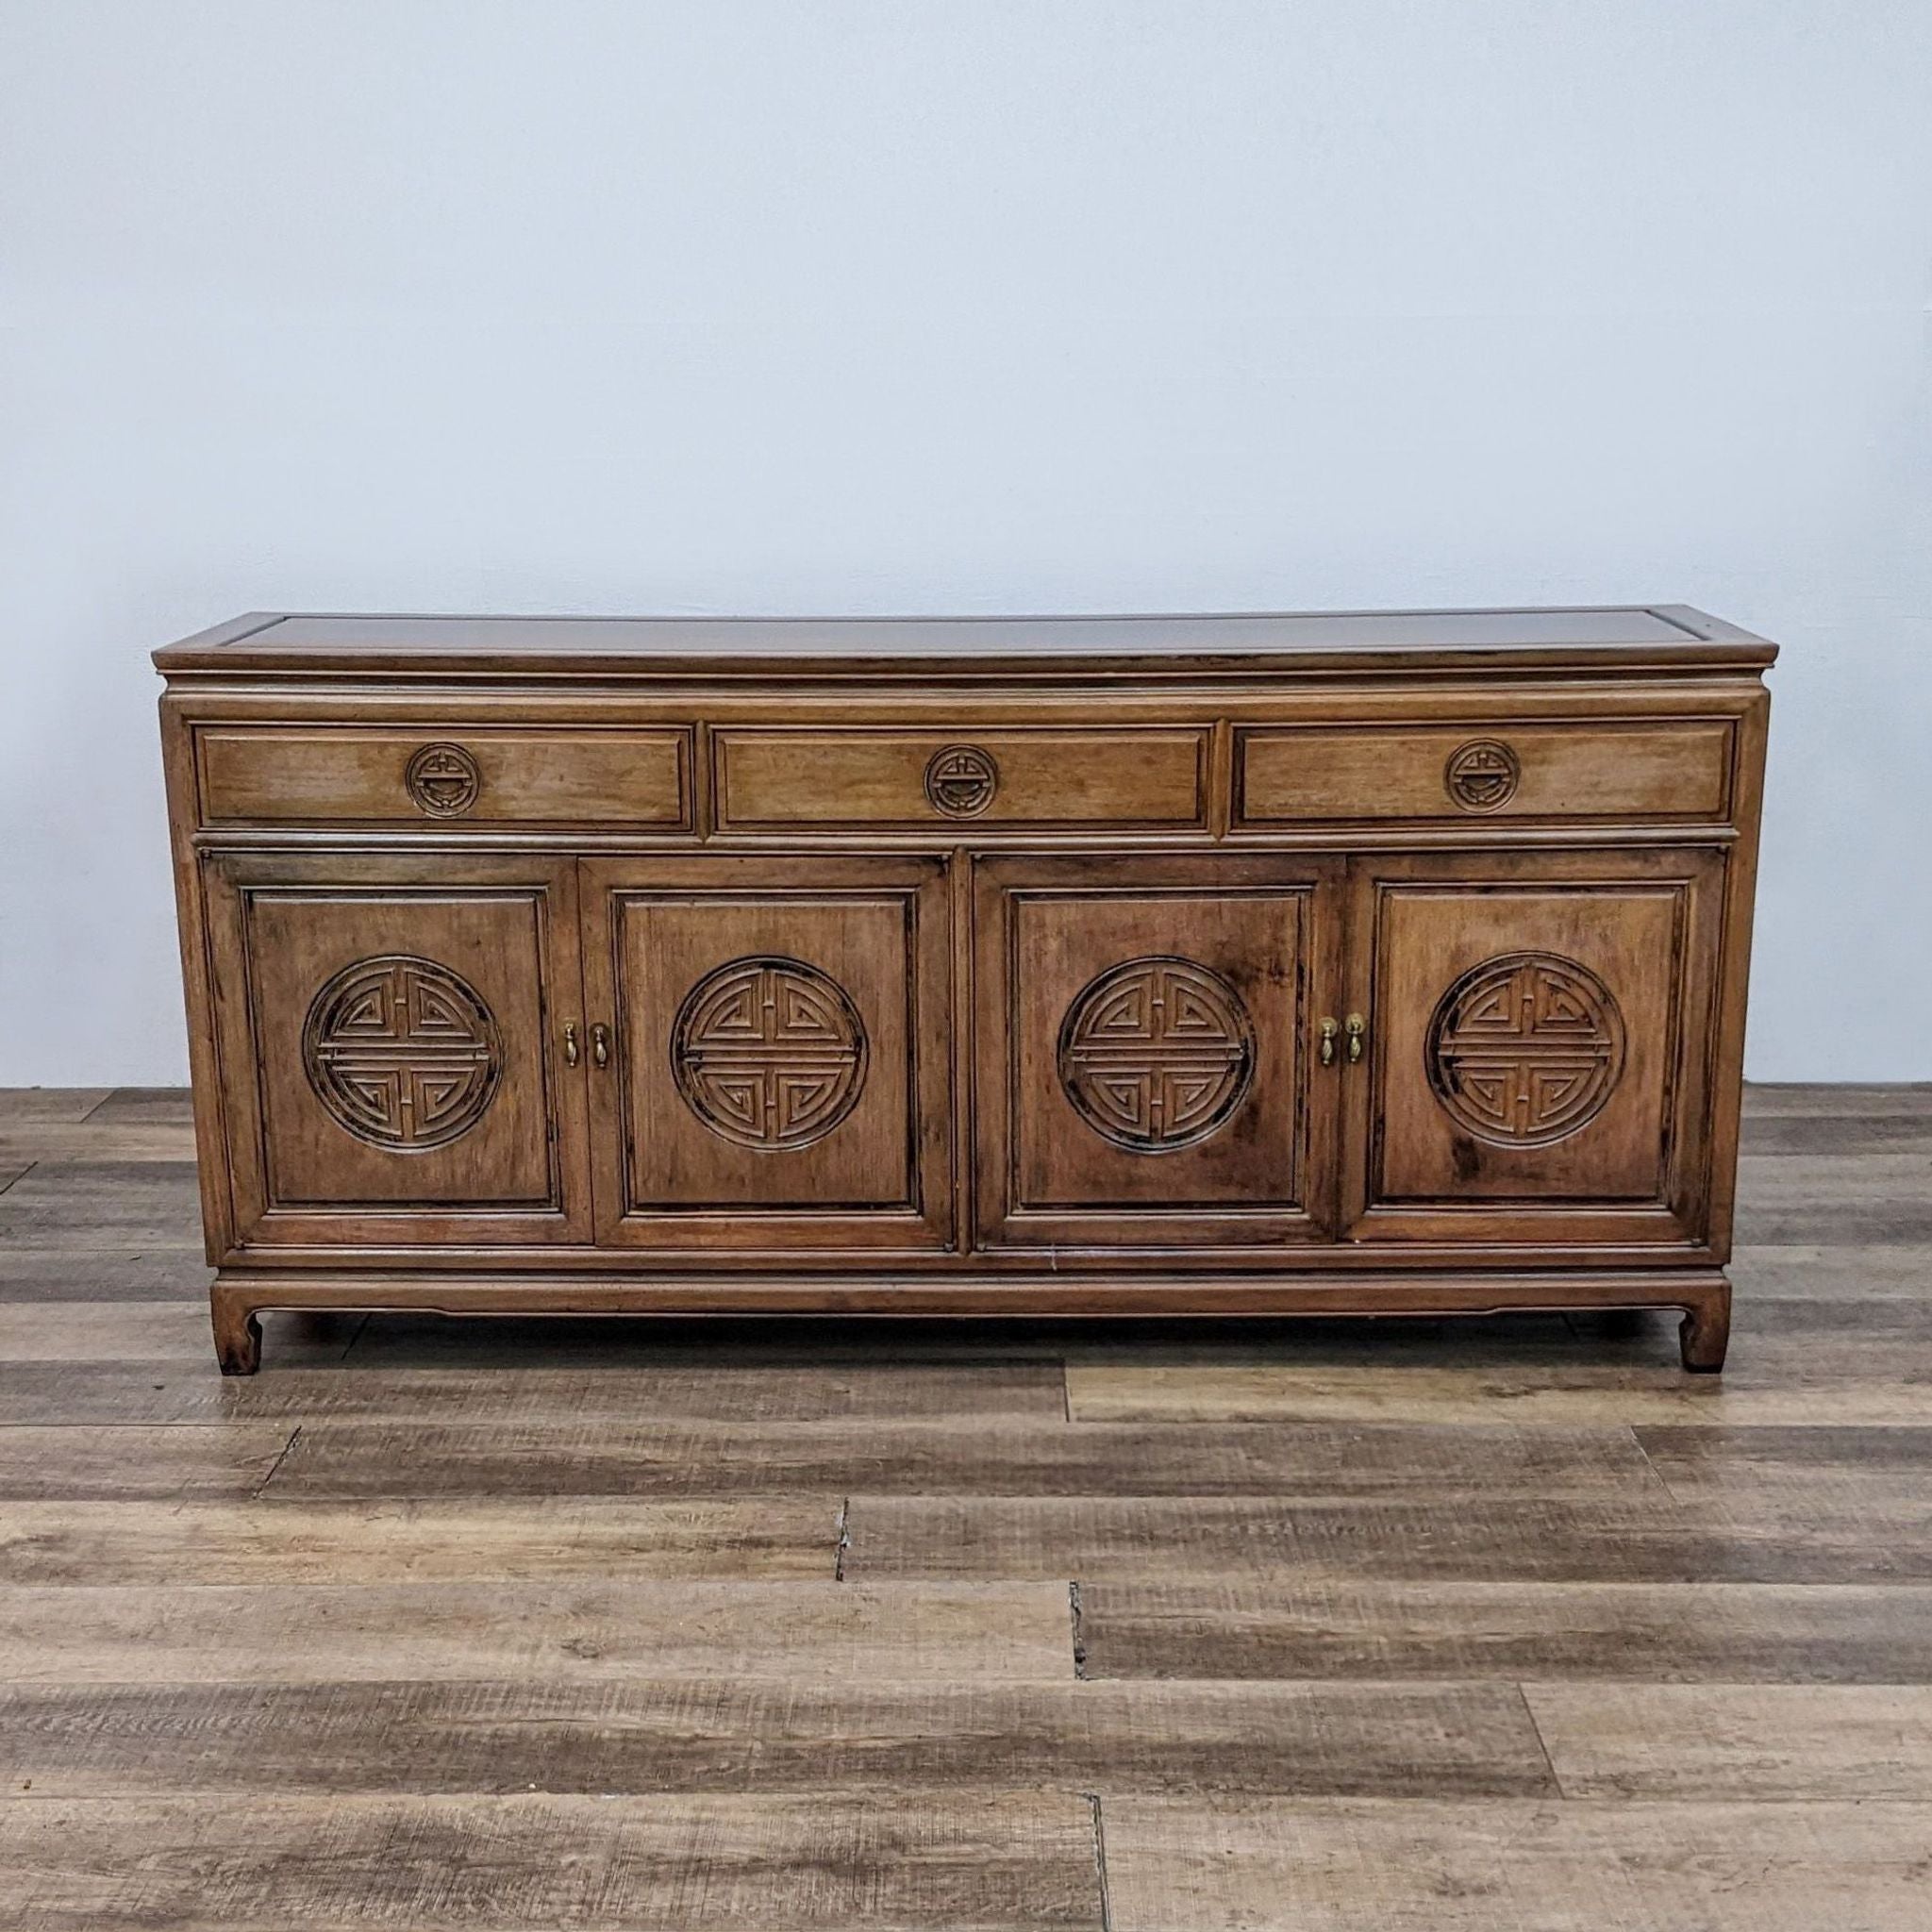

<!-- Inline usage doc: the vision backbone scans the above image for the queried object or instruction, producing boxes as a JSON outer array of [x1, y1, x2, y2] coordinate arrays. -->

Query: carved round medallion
[[924, 744, 999, 818], [405, 742, 481, 817], [1444, 739, 1521, 813], [1426, 952, 1625, 1147], [1058, 957, 1255, 1153], [303, 955, 501, 1150], [672, 957, 867, 1151]]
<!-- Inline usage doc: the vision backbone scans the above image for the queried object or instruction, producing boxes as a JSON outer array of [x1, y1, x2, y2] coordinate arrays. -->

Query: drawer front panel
[[713, 728, 1209, 831], [198, 728, 691, 827], [1235, 720, 1734, 825]]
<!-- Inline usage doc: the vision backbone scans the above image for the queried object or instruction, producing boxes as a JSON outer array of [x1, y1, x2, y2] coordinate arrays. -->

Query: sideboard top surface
[[156, 606, 1777, 683]]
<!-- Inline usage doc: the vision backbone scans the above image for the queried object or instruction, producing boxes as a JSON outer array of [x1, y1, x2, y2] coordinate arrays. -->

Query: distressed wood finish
[[840, 1492, 1932, 1585], [0, 1678, 1554, 1798], [1100, 1797, 1932, 1931], [154, 608, 1774, 1372], [1523, 1684, 1932, 1799], [0, 1793, 1105, 1931], [1, 1085, 1929, 1930], [0, 1354, 1066, 1426], [0, 1497, 839, 1585], [0, 1580, 1073, 1684], [1074, 1579, 1932, 1683], [258, 1416, 1671, 1503]]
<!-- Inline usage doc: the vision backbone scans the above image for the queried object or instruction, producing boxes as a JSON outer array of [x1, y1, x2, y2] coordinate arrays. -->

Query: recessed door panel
[[975, 855, 1341, 1253], [203, 852, 591, 1248], [583, 856, 952, 1252], [1344, 850, 1723, 1246]]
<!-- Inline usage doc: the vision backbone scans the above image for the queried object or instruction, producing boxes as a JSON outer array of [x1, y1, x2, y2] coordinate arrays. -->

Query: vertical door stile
[[1307, 853, 1351, 1242], [1338, 853, 1377, 1243], [951, 845, 975, 1257]]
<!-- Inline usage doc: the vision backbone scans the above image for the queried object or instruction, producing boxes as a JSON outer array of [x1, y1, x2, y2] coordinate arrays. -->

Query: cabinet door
[[974, 855, 1341, 1254], [581, 855, 952, 1253], [203, 852, 591, 1249], [1342, 850, 1724, 1247]]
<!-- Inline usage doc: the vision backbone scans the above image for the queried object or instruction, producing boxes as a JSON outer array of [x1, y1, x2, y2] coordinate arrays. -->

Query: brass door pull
[[562, 1022, 579, 1068], [1345, 1013, 1367, 1063], [1319, 1017, 1339, 1066], [591, 1023, 610, 1069]]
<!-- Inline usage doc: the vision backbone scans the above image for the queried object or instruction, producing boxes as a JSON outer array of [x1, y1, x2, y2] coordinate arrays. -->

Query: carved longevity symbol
[[924, 744, 999, 818], [673, 957, 868, 1151], [1444, 739, 1521, 812], [303, 955, 501, 1150], [1427, 952, 1625, 1147], [1058, 957, 1255, 1153], [405, 742, 481, 817]]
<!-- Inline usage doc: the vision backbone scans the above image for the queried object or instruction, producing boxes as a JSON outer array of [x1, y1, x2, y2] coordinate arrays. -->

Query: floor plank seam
[[833, 1496, 850, 1581], [1084, 1791, 1114, 1932], [1629, 1428, 1689, 1507], [1069, 1581, 1088, 1679], [252, 1425, 302, 1498], [0, 1162, 35, 1198], [1516, 1682, 1569, 1799], [1623, 1423, 1683, 1506], [335, 1314, 373, 1362]]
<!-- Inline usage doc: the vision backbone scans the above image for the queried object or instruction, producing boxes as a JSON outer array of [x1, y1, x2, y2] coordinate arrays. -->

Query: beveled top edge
[[154, 606, 1777, 679]]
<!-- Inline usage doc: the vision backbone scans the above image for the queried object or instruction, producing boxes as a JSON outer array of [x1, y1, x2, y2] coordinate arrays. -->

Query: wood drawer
[[712, 727, 1210, 831], [197, 727, 691, 828], [1234, 720, 1734, 825]]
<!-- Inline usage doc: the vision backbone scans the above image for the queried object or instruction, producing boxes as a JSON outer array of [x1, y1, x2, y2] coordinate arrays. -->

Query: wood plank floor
[[0, 1083, 1928, 1929]]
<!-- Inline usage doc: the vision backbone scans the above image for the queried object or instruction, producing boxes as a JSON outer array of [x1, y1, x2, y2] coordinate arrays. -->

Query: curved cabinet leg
[[1678, 1275, 1732, 1374], [211, 1285, 262, 1376]]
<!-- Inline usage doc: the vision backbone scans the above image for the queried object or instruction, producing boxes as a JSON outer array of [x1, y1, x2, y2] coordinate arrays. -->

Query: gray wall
[[3, 1, 1928, 1084]]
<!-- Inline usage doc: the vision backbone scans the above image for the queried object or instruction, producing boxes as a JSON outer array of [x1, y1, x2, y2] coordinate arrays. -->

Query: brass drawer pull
[[1345, 1013, 1367, 1063], [591, 1023, 610, 1069], [562, 1022, 579, 1068], [404, 741, 481, 817], [1444, 739, 1521, 812], [924, 744, 999, 818], [1319, 1017, 1339, 1066]]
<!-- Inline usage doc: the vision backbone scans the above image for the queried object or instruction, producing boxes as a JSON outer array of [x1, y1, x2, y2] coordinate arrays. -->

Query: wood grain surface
[[155, 615, 1775, 1374], [0, 1581, 1072, 1684], [0, 1792, 1104, 1930], [1100, 1797, 1932, 1930], [0, 1678, 1551, 1798], [1, 1082, 1928, 1929]]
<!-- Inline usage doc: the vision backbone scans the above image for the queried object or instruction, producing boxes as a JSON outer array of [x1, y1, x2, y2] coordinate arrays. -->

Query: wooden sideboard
[[156, 608, 1774, 1374]]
